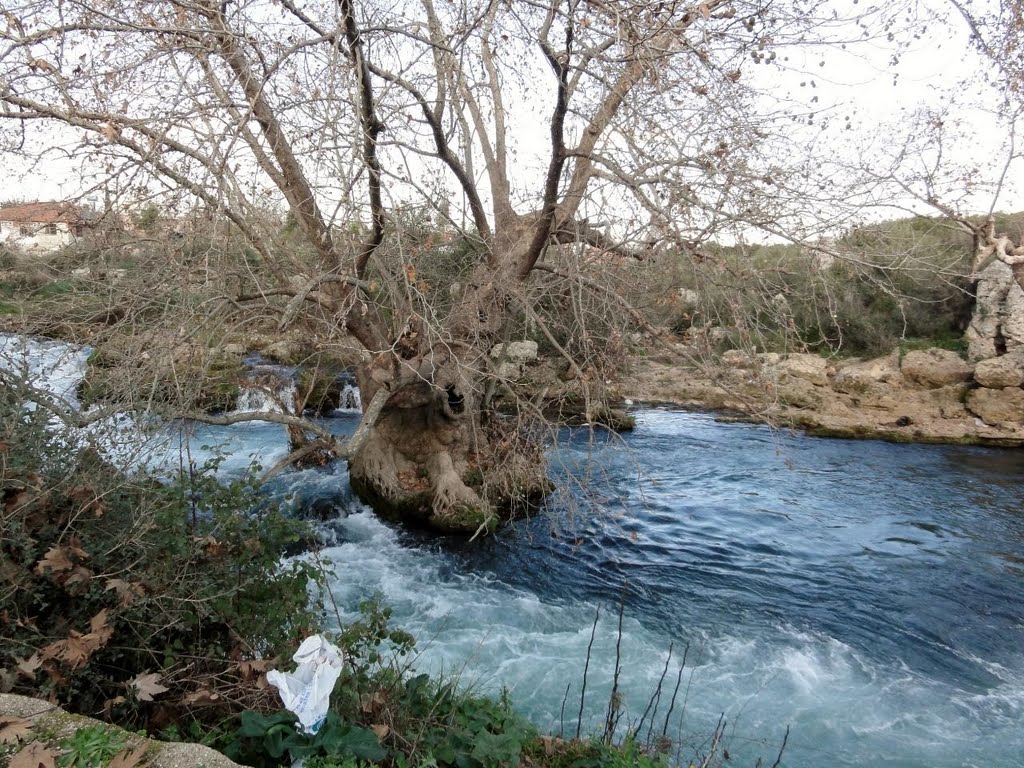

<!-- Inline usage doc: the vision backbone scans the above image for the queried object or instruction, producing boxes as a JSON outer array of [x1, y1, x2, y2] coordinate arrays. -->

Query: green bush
[[0, 378, 323, 730], [644, 213, 991, 357]]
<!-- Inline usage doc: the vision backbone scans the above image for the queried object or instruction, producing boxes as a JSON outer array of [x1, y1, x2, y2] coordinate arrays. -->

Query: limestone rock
[[677, 288, 700, 306], [775, 353, 829, 386], [973, 352, 1024, 388], [900, 349, 972, 389], [490, 340, 538, 362], [966, 386, 1024, 426], [966, 259, 1024, 360], [262, 338, 307, 364], [0, 693, 243, 768], [833, 350, 902, 393], [721, 349, 754, 368], [489, 341, 538, 381]]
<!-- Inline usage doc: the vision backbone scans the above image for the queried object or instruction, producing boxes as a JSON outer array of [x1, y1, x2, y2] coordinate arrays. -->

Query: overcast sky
[[4, 0, 1020, 221]]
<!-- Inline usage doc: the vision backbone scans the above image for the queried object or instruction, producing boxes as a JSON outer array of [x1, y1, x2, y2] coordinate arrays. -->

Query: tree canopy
[[2, 0, 1021, 530]]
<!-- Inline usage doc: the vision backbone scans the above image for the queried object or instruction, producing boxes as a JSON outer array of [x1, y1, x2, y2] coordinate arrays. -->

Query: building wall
[[0, 220, 76, 251]]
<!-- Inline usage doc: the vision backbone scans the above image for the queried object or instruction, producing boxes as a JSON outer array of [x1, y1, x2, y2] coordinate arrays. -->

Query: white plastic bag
[[266, 634, 345, 734]]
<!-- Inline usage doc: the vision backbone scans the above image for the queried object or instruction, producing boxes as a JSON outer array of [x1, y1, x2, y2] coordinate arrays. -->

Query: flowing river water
[[4, 334, 1023, 767]]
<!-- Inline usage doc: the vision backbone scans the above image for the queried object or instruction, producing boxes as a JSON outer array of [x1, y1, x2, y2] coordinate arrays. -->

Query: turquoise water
[[5, 335, 1022, 767]]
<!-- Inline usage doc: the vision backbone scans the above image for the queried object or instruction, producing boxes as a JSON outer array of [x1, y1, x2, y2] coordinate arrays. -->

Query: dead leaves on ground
[[38, 609, 114, 672], [0, 716, 33, 744], [8, 741, 59, 768], [32, 539, 94, 593], [6, 739, 147, 768]]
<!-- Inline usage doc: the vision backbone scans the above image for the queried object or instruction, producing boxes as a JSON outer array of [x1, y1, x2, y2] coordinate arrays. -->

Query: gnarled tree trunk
[[347, 340, 550, 534]]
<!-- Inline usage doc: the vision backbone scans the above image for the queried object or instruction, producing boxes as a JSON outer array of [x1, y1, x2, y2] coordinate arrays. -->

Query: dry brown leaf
[[63, 565, 94, 589], [129, 672, 168, 702], [4, 489, 32, 512], [9, 741, 59, 768], [105, 578, 144, 606], [371, 723, 389, 740], [108, 745, 148, 768], [33, 546, 72, 575], [360, 691, 385, 714], [65, 536, 89, 560], [89, 609, 113, 644], [0, 716, 33, 744], [103, 696, 127, 718], [237, 659, 271, 679], [16, 654, 41, 680], [40, 636, 88, 670], [183, 688, 220, 705]]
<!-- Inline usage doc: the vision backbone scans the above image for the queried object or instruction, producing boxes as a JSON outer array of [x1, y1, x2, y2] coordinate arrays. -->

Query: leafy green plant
[[0, 377, 324, 731], [225, 710, 385, 768], [57, 726, 128, 768]]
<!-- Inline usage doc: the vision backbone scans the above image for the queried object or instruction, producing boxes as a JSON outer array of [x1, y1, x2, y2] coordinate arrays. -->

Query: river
[[4, 334, 1023, 767]]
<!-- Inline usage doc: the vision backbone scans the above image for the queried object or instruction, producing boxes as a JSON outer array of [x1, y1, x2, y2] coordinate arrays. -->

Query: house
[[0, 201, 89, 252]]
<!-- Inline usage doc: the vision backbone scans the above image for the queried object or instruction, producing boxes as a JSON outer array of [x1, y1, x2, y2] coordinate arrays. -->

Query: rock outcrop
[[617, 345, 1024, 447], [0, 693, 242, 768], [966, 386, 1024, 426], [900, 349, 973, 388], [973, 351, 1024, 388], [966, 256, 1024, 360]]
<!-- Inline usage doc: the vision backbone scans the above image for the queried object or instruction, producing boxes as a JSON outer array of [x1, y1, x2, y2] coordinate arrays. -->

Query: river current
[[4, 335, 1023, 767]]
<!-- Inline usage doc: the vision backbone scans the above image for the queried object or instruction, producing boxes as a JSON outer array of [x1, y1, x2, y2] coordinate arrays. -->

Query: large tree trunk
[[347, 340, 551, 534]]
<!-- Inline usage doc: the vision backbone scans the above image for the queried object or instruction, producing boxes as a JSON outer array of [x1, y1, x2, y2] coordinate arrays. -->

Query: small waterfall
[[336, 381, 362, 413], [234, 367, 298, 415], [0, 334, 91, 411]]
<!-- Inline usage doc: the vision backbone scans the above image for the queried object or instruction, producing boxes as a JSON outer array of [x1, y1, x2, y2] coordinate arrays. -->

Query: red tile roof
[[0, 202, 83, 224]]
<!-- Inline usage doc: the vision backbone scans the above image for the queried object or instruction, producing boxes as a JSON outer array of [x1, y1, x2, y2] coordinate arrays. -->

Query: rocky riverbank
[[615, 346, 1024, 447]]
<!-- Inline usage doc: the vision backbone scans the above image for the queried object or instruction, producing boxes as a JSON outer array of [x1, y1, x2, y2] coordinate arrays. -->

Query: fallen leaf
[[65, 536, 89, 560], [236, 659, 270, 679], [63, 565, 94, 589], [33, 546, 73, 575], [89, 609, 113, 644], [105, 578, 144, 606], [103, 696, 127, 718], [371, 723, 389, 740], [183, 689, 220, 705], [129, 672, 168, 702], [108, 745, 147, 768], [16, 654, 41, 680], [9, 741, 59, 768], [0, 716, 32, 744]]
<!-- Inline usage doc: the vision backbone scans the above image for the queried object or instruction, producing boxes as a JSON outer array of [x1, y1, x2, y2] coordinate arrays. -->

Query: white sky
[[3, 1, 1020, 222]]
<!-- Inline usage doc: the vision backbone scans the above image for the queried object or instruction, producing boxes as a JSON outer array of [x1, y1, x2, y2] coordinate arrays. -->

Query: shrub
[[0, 378, 323, 731]]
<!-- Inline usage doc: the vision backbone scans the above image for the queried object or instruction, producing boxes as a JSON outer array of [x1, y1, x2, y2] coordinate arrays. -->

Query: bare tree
[[0, 0, 976, 530]]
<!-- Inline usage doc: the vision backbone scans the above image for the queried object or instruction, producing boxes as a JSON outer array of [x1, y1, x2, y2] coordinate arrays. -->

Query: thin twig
[[660, 642, 688, 739], [636, 640, 672, 746], [559, 681, 571, 739], [603, 599, 626, 744], [577, 605, 600, 741], [770, 725, 790, 768]]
